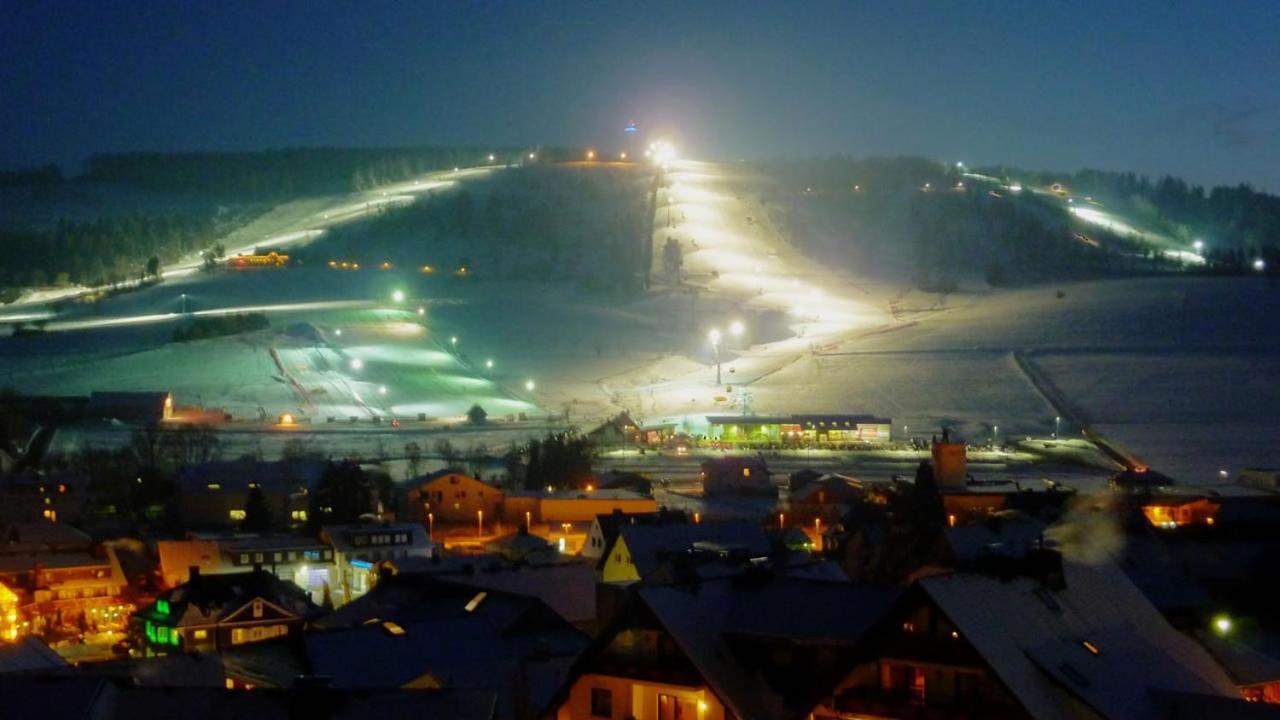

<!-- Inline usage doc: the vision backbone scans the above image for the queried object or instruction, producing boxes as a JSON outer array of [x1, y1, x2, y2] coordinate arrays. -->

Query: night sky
[[3, 1, 1279, 189]]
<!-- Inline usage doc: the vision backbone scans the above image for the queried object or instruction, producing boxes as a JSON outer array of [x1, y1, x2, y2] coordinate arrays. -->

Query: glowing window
[[464, 591, 488, 612]]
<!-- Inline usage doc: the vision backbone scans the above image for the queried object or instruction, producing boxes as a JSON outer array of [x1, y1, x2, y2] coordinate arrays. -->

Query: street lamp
[[525, 379, 536, 392], [1054, 416, 1061, 438], [1193, 239, 1204, 253], [730, 320, 745, 338], [180, 293, 188, 314], [708, 328, 723, 385], [488, 154, 495, 162], [349, 358, 363, 371], [1255, 258, 1267, 272], [391, 289, 405, 303], [485, 359, 494, 369]]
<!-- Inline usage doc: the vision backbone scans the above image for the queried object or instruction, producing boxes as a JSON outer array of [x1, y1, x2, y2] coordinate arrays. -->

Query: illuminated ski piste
[[604, 159, 891, 426]]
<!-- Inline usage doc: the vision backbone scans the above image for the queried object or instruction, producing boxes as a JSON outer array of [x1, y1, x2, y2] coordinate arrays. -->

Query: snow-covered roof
[[1194, 630, 1280, 687], [616, 520, 771, 579], [0, 635, 68, 673], [634, 577, 900, 720], [918, 560, 1239, 720], [322, 522, 431, 555], [0, 521, 92, 552], [142, 567, 322, 628]]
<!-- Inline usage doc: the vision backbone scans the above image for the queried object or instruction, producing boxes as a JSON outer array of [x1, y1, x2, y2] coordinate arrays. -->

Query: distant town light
[[586, 150, 595, 160], [620, 152, 627, 160]]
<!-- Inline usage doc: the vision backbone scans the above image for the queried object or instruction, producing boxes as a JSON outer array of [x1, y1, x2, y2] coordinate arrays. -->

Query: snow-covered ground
[[4, 159, 1278, 485]]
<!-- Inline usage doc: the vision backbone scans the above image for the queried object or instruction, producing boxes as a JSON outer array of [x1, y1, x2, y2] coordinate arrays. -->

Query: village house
[[175, 459, 324, 530], [598, 520, 771, 584], [815, 551, 1246, 720], [583, 510, 689, 563], [781, 472, 865, 523], [0, 470, 89, 525], [321, 522, 434, 604], [699, 457, 773, 496], [84, 391, 174, 424], [586, 412, 641, 447], [156, 534, 337, 604], [548, 575, 900, 720], [0, 522, 129, 638], [405, 470, 505, 526], [309, 574, 589, 720], [132, 565, 323, 656]]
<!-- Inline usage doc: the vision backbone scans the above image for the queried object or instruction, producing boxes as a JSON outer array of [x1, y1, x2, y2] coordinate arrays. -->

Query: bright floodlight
[[485, 359, 494, 369], [349, 358, 363, 371], [652, 140, 677, 163], [708, 328, 722, 345], [1213, 615, 1232, 635], [730, 320, 745, 337], [391, 289, 405, 303], [1193, 239, 1204, 252], [488, 154, 495, 162], [1255, 258, 1267, 272], [525, 379, 536, 391], [378, 385, 387, 395]]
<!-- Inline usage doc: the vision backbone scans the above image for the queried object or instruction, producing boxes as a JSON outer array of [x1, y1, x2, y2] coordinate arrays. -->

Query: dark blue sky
[[3, 1, 1279, 189]]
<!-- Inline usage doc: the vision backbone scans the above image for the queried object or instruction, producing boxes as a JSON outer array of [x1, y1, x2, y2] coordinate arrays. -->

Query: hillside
[[754, 157, 1279, 289]]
